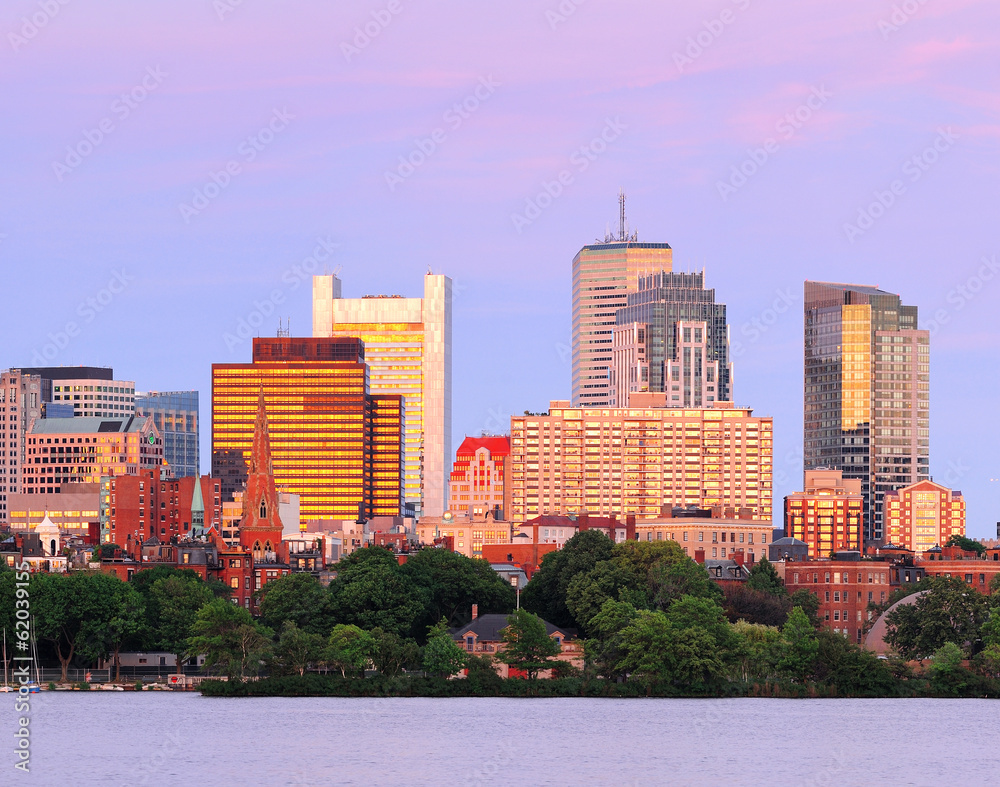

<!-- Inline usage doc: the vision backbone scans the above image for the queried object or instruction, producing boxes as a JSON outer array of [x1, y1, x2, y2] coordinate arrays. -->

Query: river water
[[2, 693, 997, 785]]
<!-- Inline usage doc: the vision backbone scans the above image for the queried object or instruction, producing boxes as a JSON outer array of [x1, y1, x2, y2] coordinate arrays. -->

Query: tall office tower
[[0, 366, 133, 523], [804, 281, 930, 543], [572, 240, 674, 407], [135, 391, 200, 478], [211, 337, 404, 523], [23, 414, 162, 493], [784, 469, 864, 559], [612, 271, 732, 408], [312, 273, 452, 518], [883, 480, 965, 553], [509, 400, 772, 522]]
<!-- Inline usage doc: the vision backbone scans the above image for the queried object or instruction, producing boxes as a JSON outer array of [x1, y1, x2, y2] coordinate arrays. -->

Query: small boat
[[0, 685, 14, 692], [25, 682, 41, 694]]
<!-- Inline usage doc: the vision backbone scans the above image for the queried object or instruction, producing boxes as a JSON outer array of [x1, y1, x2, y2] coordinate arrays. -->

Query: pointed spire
[[249, 386, 273, 477]]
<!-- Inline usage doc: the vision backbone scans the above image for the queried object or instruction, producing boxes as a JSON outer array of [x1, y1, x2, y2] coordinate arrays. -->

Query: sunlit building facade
[[211, 337, 404, 523], [312, 273, 451, 518], [572, 241, 674, 408], [784, 469, 864, 559], [804, 282, 930, 543], [22, 415, 162, 493], [448, 435, 511, 520], [884, 480, 965, 553], [510, 400, 772, 521]]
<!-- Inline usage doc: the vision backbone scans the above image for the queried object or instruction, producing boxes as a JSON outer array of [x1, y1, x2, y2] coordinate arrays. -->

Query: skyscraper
[[571, 241, 674, 407], [803, 281, 930, 543], [312, 273, 452, 518], [135, 391, 200, 478], [211, 337, 404, 523], [612, 271, 732, 407]]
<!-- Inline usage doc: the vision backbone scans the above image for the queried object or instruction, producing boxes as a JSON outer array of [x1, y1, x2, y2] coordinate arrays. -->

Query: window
[[230, 577, 239, 588]]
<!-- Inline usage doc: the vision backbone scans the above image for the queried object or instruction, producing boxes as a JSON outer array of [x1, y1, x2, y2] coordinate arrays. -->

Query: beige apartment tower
[[572, 241, 674, 407], [313, 273, 452, 518], [509, 400, 772, 522]]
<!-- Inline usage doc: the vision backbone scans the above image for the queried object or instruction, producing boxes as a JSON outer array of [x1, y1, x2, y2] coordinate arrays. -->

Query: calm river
[[3, 694, 997, 785]]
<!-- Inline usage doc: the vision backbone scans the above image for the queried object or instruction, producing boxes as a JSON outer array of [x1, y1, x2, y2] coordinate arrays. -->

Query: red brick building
[[782, 557, 893, 643], [100, 532, 256, 608], [481, 542, 558, 579], [105, 466, 222, 547]]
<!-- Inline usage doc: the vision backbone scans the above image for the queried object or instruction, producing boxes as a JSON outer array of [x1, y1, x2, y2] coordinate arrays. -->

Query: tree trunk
[[176, 653, 183, 674], [114, 647, 121, 683], [56, 640, 75, 683]]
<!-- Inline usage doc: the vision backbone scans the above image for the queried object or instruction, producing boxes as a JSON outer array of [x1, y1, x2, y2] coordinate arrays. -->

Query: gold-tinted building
[[212, 337, 403, 523], [784, 469, 864, 559], [804, 281, 930, 543], [510, 399, 773, 521], [884, 480, 965, 553]]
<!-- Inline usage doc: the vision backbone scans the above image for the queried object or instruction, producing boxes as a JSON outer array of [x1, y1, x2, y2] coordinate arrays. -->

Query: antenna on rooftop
[[603, 189, 638, 243], [277, 318, 290, 339]]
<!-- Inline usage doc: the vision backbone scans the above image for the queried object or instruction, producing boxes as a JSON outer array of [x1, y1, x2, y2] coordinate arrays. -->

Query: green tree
[[368, 627, 420, 677], [99, 577, 146, 682], [665, 595, 737, 650], [402, 548, 515, 631], [789, 589, 821, 628], [257, 573, 333, 636], [329, 548, 428, 639], [187, 598, 272, 680], [325, 624, 374, 678], [885, 576, 988, 659], [150, 574, 215, 672], [616, 609, 676, 690], [269, 621, 325, 677], [651, 557, 723, 609], [730, 620, 782, 683], [521, 530, 615, 628], [777, 606, 819, 682], [945, 535, 986, 556], [612, 540, 687, 587], [746, 556, 786, 596], [31, 572, 123, 682], [422, 618, 467, 678], [565, 561, 637, 633], [974, 610, 1000, 676], [928, 641, 970, 696], [813, 629, 897, 696], [722, 584, 792, 627], [498, 610, 560, 680], [584, 599, 639, 680]]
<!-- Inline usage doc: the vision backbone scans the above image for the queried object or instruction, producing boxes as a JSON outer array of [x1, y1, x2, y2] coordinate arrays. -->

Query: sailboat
[[0, 628, 11, 691]]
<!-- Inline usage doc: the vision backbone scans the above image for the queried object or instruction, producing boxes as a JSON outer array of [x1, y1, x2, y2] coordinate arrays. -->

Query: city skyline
[[1, 1, 997, 536]]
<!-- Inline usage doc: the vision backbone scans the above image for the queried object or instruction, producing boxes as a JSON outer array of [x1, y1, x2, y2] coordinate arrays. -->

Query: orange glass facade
[[211, 338, 403, 522]]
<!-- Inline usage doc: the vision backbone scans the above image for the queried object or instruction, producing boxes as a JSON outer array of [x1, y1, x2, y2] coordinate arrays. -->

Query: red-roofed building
[[448, 435, 510, 521]]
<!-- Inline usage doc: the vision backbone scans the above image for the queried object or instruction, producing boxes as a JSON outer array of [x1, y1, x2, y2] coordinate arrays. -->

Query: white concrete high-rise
[[312, 273, 452, 518]]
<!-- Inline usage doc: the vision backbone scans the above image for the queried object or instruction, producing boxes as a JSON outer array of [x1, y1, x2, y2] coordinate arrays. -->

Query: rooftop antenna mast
[[603, 189, 638, 243]]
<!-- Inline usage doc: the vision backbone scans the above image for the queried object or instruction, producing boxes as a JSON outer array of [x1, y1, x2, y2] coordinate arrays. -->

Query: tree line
[[4, 531, 1000, 696]]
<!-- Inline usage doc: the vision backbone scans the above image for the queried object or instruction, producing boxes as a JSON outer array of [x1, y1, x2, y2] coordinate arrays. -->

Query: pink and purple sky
[[2, 0, 998, 535]]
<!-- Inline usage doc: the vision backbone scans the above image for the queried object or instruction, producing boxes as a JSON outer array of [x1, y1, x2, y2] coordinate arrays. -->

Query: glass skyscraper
[[803, 281, 930, 543], [614, 270, 732, 404], [135, 390, 199, 478], [211, 337, 404, 522]]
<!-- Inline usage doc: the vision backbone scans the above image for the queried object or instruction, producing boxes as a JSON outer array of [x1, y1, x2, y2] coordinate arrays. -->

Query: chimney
[[732, 550, 745, 568], [694, 548, 705, 565], [471, 604, 478, 620], [659, 503, 672, 518]]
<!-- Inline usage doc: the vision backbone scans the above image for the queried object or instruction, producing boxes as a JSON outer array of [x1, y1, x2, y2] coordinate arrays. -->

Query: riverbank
[[197, 673, 1000, 699]]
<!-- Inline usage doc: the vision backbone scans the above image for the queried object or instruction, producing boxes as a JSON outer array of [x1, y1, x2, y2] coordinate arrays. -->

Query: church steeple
[[239, 386, 284, 563]]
